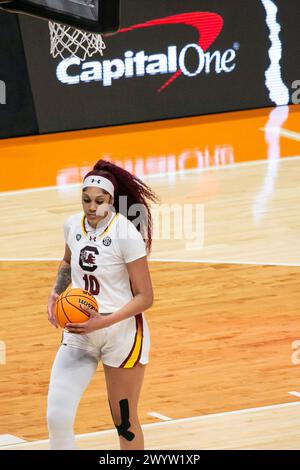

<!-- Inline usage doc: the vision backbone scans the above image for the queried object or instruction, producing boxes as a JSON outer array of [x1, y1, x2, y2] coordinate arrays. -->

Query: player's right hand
[[47, 290, 59, 328]]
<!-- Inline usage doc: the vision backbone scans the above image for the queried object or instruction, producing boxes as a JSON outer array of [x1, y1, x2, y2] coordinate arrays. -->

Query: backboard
[[0, 0, 120, 33]]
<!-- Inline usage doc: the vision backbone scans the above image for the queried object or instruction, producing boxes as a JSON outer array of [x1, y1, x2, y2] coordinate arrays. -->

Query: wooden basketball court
[[1, 105, 300, 450]]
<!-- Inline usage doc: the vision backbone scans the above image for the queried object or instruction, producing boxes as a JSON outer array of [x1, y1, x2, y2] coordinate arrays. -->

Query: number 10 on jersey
[[83, 274, 100, 295]]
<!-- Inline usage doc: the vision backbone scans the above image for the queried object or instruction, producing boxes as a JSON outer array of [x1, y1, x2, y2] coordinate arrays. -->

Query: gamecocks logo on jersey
[[79, 245, 99, 272], [102, 236, 112, 246]]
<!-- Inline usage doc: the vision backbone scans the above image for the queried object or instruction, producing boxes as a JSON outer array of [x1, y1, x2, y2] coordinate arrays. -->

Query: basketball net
[[49, 21, 106, 61]]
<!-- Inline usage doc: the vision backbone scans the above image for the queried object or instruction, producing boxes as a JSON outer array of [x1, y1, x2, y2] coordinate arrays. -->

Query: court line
[[288, 391, 300, 398], [0, 434, 26, 446], [260, 127, 300, 142], [1, 154, 300, 197], [147, 412, 172, 421], [2, 400, 300, 449], [0, 258, 62, 262], [1, 258, 300, 267], [151, 259, 300, 267]]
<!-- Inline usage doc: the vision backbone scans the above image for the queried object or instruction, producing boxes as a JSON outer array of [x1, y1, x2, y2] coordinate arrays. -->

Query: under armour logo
[[91, 178, 101, 184], [89, 235, 97, 242]]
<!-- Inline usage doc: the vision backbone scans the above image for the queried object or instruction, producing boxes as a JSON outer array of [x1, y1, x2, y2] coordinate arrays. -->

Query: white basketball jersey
[[64, 212, 147, 313]]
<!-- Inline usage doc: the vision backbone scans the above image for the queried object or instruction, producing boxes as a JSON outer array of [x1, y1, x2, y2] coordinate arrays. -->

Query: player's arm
[[102, 222, 153, 326], [53, 244, 72, 294], [47, 244, 72, 328], [109, 256, 154, 325]]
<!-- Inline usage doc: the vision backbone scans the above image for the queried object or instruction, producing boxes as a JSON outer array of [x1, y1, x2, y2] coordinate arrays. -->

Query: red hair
[[84, 160, 159, 253]]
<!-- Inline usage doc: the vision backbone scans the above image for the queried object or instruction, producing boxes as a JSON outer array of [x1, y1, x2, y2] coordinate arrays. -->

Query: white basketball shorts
[[61, 313, 150, 368]]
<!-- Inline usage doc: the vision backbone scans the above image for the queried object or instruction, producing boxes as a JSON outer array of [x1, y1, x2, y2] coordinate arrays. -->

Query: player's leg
[[47, 345, 98, 449], [103, 363, 146, 450]]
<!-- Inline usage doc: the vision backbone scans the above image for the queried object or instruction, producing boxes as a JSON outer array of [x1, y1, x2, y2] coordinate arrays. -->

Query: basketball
[[55, 288, 98, 328]]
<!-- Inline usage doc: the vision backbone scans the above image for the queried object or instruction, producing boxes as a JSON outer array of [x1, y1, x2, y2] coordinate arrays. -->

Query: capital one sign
[[56, 11, 236, 91]]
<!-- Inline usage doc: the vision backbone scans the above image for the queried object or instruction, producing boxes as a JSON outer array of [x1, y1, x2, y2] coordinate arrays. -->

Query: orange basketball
[[55, 288, 98, 328]]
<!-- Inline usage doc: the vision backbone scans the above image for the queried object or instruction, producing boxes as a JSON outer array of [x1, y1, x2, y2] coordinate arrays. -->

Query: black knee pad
[[109, 399, 135, 442]]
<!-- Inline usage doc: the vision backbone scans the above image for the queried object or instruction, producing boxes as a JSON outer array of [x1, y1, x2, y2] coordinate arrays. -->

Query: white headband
[[82, 175, 114, 197]]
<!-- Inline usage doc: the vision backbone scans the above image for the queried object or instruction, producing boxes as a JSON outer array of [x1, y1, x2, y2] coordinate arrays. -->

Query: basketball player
[[47, 159, 158, 450]]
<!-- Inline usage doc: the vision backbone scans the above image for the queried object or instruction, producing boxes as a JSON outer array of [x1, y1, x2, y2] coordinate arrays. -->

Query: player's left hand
[[65, 306, 110, 334]]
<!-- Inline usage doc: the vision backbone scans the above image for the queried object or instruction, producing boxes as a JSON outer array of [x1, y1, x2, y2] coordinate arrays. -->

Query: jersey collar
[[81, 212, 118, 240]]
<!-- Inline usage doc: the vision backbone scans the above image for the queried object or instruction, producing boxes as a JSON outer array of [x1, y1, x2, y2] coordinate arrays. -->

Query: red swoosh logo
[[118, 12, 224, 92]]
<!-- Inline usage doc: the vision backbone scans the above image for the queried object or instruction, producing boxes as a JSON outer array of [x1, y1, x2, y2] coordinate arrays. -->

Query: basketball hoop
[[0, 0, 118, 60], [49, 21, 106, 61]]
